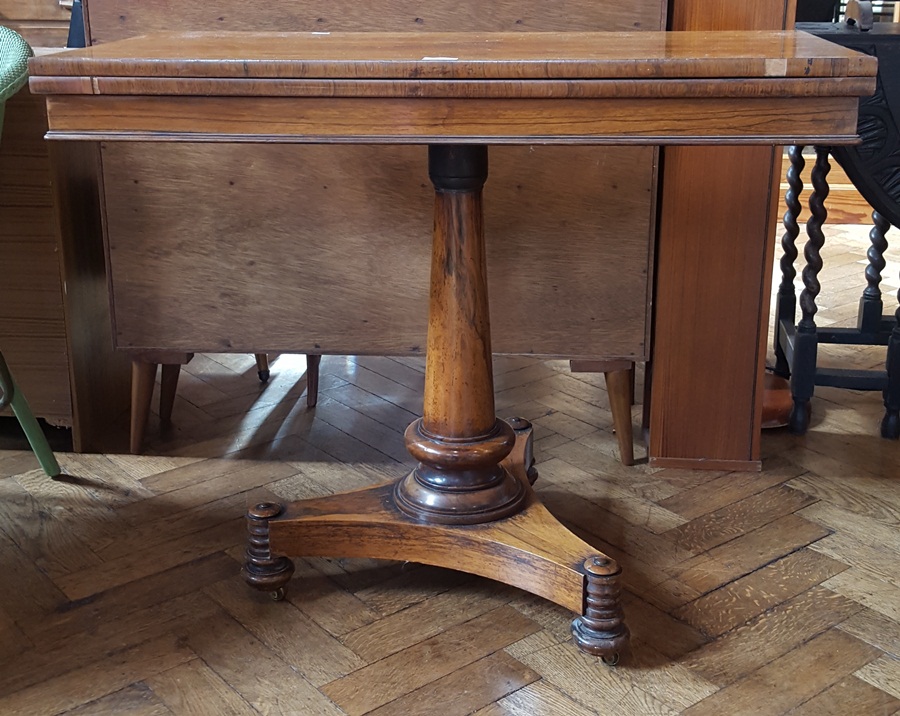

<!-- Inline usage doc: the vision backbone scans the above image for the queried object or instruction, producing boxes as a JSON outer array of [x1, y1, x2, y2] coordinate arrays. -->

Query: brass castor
[[270, 587, 286, 601], [601, 653, 620, 667]]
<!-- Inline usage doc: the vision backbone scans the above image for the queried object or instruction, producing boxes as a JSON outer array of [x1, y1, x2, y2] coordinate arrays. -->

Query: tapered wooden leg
[[306, 354, 321, 408], [131, 351, 193, 453], [570, 359, 636, 466], [605, 369, 635, 466], [159, 364, 181, 424], [255, 353, 270, 383], [130, 360, 157, 454]]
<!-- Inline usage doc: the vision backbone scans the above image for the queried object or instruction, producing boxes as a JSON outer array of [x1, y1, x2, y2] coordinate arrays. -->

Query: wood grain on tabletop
[[29, 31, 877, 81]]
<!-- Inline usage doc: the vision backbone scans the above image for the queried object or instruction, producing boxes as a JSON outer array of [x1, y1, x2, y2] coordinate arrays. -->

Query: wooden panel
[[0, 56, 129, 449], [0, 88, 71, 426], [48, 140, 131, 451], [648, 0, 798, 469], [2, 22, 69, 47], [83, 0, 665, 44], [0, 0, 70, 22], [100, 142, 655, 360], [75, 0, 663, 369], [0, 0, 70, 46], [670, 2, 796, 31]]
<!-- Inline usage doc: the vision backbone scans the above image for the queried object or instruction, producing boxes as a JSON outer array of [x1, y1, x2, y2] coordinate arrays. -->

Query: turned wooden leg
[[790, 146, 830, 435], [394, 145, 525, 524], [605, 369, 635, 466], [130, 360, 157, 454], [159, 364, 181, 424], [307, 354, 321, 408], [241, 502, 296, 600], [255, 353, 270, 383], [571, 556, 630, 664], [859, 211, 888, 334], [775, 145, 804, 378]]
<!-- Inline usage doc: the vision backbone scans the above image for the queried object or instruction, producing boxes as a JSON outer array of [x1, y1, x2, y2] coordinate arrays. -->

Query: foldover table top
[[28, 30, 876, 144], [29, 30, 875, 80]]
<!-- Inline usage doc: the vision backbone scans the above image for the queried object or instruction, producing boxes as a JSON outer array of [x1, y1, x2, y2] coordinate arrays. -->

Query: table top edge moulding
[[28, 30, 875, 145], [28, 29, 874, 666]]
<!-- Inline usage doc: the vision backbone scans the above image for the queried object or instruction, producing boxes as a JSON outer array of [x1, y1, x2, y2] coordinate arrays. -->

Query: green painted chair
[[0, 27, 61, 477]]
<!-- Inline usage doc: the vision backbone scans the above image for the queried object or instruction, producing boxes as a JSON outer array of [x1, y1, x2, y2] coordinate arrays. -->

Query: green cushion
[[0, 26, 33, 135]]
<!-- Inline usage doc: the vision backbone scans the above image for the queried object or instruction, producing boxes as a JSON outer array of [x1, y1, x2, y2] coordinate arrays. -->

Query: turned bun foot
[[571, 556, 629, 663], [242, 502, 295, 596]]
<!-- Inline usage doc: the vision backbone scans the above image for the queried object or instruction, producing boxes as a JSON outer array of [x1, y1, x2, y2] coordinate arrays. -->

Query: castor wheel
[[601, 653, 620, 667], [258, 369, 270, 383], [270, 587, 287, 601], [788, 400, 811, 435], [881, 410, 900, 439]]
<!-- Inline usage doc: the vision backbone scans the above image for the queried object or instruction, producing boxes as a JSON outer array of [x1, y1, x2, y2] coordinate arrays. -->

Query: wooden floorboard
[[1, 221, 899, 714]]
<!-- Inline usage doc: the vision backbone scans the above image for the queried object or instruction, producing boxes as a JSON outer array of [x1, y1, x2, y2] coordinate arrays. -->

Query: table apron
[[43, 94, 862, 145]]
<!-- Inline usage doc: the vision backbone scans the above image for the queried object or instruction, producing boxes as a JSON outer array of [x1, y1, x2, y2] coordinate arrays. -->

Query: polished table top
[[29, 30, 875, 145], [29, 30, 875, 80]]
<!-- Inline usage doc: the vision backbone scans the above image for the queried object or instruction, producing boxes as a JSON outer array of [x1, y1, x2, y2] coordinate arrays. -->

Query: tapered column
[[395, 145, 526, 525]]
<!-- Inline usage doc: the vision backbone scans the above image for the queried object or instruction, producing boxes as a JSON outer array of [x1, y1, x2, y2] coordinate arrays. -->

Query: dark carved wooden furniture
[[30, 30, 873, 662], [775, 23, 900, 438]]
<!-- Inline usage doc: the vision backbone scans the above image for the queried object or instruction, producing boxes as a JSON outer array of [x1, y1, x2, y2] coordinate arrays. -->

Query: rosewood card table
[[29, 31, 874, 662]]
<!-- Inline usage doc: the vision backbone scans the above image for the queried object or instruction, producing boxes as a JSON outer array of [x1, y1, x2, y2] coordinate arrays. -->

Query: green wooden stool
[[0, 27, 61, 477]]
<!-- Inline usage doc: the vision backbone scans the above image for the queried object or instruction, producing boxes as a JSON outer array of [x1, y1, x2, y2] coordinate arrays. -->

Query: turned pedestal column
[[395, 145, 526, 525], [241, 145, 628, 663]]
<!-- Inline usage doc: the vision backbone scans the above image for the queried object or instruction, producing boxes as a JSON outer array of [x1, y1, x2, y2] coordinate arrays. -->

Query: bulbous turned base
[[395, 418, 527, 525]]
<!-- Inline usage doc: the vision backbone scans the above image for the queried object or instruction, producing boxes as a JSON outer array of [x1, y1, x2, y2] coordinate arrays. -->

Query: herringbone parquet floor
[[0, 222, 898, 715]]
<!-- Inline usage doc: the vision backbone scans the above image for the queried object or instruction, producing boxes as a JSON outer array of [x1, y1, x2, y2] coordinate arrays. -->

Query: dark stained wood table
[[29, 30, 875, 663]]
